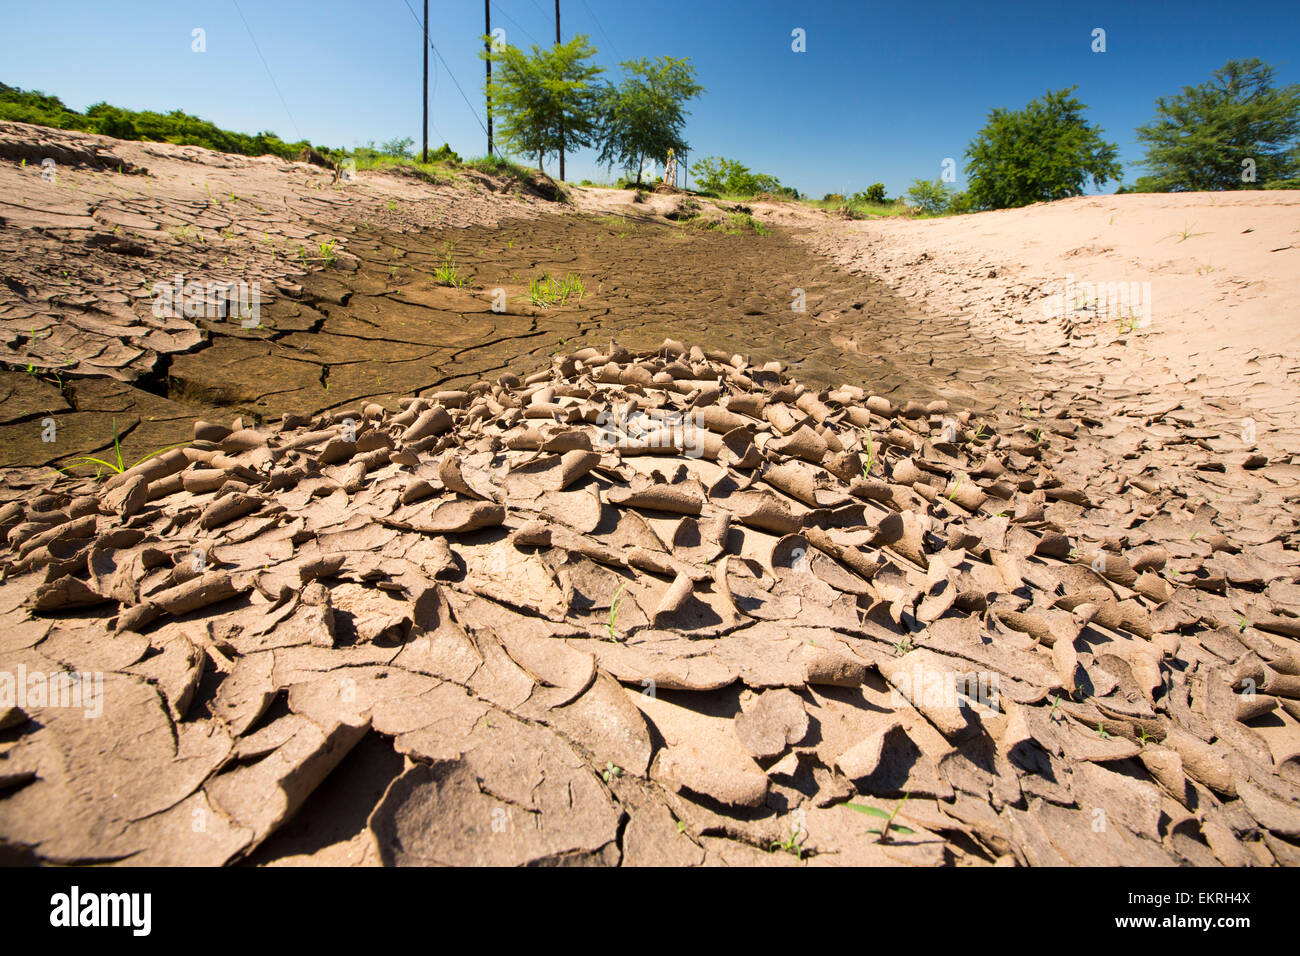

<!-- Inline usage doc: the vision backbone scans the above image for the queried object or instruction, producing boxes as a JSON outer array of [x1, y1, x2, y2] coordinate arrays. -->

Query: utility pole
[[485, 0, 493, 157], [555, 0, 563, 182], [421, 0, 428, 163]]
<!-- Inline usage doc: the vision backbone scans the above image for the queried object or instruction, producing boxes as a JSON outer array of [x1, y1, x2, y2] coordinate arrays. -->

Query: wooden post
[[421, 0, 428, 163], [555, 0, 564, 182]]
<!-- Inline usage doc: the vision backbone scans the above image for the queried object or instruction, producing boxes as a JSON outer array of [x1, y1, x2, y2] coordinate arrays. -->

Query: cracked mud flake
[[369, 758, 619, 866]]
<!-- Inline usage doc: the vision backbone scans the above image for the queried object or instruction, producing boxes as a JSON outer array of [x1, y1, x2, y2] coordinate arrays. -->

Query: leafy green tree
[[862, 182, 888, 203], [947, 190, 976, 215], [905, 178, 952, 213], [688, 156, 789, 196], [484, 34, 604, 177], [379, 136, 415, 158], [598, 56, 703, 185], [1134, 58, 1300, 191], [964, 87, 1120, 209]]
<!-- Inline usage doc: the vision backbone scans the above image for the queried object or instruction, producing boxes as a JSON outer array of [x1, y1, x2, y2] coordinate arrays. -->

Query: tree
[[379, 137, 415, 158], [964, 87, 1120, 209], [688, 156, 790, 196], [598, 56, 703, 185], [1134, 58, 1300, 191], [862, 182, 887, 203], [484, 34, 603, 177], [905, 178, 952, 213]]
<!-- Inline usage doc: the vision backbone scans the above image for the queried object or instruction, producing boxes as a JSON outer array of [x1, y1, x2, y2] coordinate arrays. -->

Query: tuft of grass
[[844, 793, 914, 843], [58, 418, 188, 481], [433, 247, 470, 288], [606, 583, 627, 641], [1161, 220, 1211, 243], [353, 151, 453, 186], [1117, 311, 1142, 334], [530, 271, 585, 308], [464, 154, 533, 180], [769, 823, 806, 860], [860, 432, 876, 478]]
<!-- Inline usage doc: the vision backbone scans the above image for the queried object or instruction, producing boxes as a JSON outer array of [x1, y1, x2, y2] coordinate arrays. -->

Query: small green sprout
[[844, 792, 914, 843], [607, 584, 627, 641], [861, 432, 876, 478], [770, 823, 805, 860], [57, 418, 189, 481]]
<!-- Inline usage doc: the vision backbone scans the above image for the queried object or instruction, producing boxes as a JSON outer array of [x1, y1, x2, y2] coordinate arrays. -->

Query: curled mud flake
[[103, 474, 148, 517], [29, 576, 111, 612], [400, 406, 453, 443], [391, 499, 506, 535], [199, 492, 262, 530], [734, 688, 809, 760], [606, 477, 706, 516], [633, 691, 769, 808]]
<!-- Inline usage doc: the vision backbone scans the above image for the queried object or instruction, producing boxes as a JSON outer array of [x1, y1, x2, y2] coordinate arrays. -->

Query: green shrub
[[690, 156, 790, 198], [859, 183, 888, 203], [905, 178, 953, 213], [946, 190, 976, 214]]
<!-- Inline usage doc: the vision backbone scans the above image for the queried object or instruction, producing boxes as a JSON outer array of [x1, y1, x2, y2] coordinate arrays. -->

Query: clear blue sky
[[3, 0, 1297, 197]]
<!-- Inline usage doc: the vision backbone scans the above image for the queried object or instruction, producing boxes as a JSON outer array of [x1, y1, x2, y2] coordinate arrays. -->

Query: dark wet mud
[[1, 212, 1024, 472]]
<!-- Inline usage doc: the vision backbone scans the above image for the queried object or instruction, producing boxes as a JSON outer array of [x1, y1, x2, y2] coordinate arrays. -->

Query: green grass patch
[[530, 271, 586, 308], [432, 247, 471, 288]]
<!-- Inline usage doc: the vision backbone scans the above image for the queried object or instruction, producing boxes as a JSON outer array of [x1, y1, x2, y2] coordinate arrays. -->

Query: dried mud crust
[[2, 340, 1300, 866]]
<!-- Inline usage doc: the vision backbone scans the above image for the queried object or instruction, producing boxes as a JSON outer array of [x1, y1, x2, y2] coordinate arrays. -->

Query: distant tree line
[[902, 57, 1300, 215], [0, 81, 340, 163]]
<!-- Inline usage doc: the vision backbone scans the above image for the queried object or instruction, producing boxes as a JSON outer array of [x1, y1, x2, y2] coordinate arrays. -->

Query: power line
[[495, 2, 540, 47], [578, 0, 620, 63], [398, 0, 497, 155], [230, 0, 304, 142]]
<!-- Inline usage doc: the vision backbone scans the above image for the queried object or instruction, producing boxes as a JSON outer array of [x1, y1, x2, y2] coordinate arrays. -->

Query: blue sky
[[3, 0, 1297, 197]]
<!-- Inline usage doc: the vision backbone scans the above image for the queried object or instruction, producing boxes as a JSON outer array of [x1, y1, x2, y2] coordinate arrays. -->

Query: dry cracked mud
[[2, 123, 1300, 866]]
